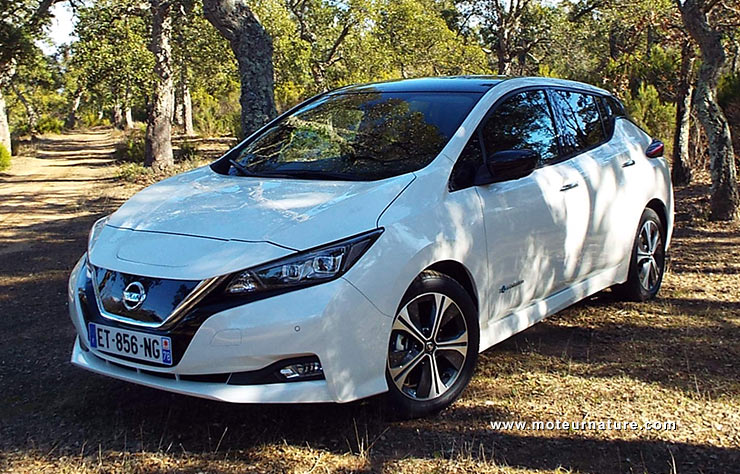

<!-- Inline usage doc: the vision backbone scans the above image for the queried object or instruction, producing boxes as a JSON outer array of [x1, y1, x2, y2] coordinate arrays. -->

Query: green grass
[[0, 142, 11, 171]]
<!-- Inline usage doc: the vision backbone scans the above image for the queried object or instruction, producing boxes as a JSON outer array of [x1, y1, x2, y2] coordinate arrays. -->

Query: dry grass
[[0, 132, 738, 473]]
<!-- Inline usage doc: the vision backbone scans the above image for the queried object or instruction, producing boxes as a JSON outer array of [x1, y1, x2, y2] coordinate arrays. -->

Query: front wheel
[[614, 208, 666, 301], [385, 271, 479, 419]]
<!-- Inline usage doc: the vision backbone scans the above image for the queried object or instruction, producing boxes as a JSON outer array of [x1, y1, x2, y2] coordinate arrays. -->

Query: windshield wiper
[[258, 170, 361, 181], [351, 154, 395, 164], [228, 159, 254, 176]]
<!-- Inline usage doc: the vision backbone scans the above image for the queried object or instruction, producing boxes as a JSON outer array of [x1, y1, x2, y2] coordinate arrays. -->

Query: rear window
[[220, 91, 483, 181]]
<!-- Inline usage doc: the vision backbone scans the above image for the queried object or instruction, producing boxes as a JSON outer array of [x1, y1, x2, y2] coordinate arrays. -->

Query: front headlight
[[87, 215, 110, 254], [225, 229, 383, 295]]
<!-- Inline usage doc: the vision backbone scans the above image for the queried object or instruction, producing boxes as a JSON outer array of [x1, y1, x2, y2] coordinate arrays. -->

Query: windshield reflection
[[229, 91, 482, 181]]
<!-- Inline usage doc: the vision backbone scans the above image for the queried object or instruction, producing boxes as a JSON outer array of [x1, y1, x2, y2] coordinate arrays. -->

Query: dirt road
[[0, 131, 738, 473], [0, 130, 119, 229]]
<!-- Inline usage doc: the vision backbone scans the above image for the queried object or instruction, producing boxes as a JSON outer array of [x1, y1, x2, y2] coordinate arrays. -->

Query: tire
[[385, 270, 479, 419], [614, 208, 666, 301]]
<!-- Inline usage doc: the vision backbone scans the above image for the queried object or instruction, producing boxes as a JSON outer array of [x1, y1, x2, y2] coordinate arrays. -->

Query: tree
[[203, 0, 277, 137], [172, 2, 196, 135], [69, 0, 152, 130], [672, 39, 694, 186], [375, 0, 488, 78], [0, 0, 60, 153], [7, 48, 61, 137], [145, 0, 175, 170], [285, 0, 367, 91], [677, 0, 739, 220], [458, 0, 551, 75]]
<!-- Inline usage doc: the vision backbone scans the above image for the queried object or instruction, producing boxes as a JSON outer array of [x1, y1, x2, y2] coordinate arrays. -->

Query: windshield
[[222, 91, 483, 181]]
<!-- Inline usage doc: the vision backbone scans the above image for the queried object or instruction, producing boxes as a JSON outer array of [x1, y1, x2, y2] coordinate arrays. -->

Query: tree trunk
[[124, 106, 134, 129], [672, 40, 694, 187], [496, 45, 509, 75], [181, 75, 194, 136], [65, 88, 83, 129], [145, 0, 174, 171], [679, 0, 739, 221], [12, 84, 38, 137], [203, 0, 276, 137], [0, 88, 11, 154], [112, 103, 125, 130], [174, 88, 183, 127]]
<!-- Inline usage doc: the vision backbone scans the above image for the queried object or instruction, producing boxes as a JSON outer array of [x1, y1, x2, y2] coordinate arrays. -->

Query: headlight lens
[[225, 229, 383, 295], [87, 215, 110, 254]]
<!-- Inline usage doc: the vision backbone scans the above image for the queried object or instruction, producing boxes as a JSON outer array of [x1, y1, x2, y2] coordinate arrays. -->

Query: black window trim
[[448, 84, 621, 192]]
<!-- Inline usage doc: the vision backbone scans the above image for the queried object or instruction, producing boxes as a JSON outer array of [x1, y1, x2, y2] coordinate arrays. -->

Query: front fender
[[343, 165, 490, 329]]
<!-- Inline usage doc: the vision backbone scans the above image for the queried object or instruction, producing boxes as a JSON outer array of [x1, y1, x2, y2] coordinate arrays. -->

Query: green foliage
[[116, 162, 153, 182], [463, 0, 558, 75], [177, 140, 199, 161], [0, 143, 11, 171], [36, 115, 63, 134], [114, 128, 146, 163], [623, 82, 676, 144], [0, 0, 58, 69], [718, 72, 740, 108], [375, 0, 488, 77], [3, 0, 727, 179], [174, 4, 238, 95], [80, 111, 111, 128], [192, 83, 241, 138], [718, 72, 740, 155], [254, 0, 488, 110], [6, 47, 66, 137], [69, 0, 153, 121]]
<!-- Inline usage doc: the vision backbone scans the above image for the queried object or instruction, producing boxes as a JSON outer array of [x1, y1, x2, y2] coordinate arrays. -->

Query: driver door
[[464, 89, 571, 320]]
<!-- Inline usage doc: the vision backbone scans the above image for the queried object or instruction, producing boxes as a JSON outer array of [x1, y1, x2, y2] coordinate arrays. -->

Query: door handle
[[622, 159, 636, 168], [560, 182, 579, 192]]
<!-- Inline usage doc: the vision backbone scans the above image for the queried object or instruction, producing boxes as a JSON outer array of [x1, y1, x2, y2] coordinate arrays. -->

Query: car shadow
[[1, 184, 738, 473]]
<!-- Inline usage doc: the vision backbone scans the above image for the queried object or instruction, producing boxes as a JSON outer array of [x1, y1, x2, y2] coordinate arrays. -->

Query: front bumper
[[68, 256, 392, 403]]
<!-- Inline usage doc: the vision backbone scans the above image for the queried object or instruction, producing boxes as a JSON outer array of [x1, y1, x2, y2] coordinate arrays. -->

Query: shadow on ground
[[0, 172, 738, 473]]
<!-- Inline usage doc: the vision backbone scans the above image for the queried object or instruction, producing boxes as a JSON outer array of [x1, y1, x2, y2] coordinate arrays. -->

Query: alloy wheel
[[388, 292, 469, 401], [636, 220, 664, 292]]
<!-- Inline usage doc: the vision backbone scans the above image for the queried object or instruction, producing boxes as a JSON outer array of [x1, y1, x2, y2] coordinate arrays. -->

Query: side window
[[597, 97, 615, 137], [479, 90, 559, 166], [604, 96, 626, 117], [449, 133, 484, 191], [549, 90, 605, 155]]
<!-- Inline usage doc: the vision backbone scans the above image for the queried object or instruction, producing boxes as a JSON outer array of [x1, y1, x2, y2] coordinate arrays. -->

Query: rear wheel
[[385, 271, 479, 419], [615, 208, 666, 301]]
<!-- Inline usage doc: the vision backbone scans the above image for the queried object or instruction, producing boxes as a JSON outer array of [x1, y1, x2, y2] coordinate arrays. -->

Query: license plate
[[88, 323, 172, 365]]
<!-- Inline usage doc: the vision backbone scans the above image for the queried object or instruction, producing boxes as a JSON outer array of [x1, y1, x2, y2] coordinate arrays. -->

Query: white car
[[69, 76, 673, 418]]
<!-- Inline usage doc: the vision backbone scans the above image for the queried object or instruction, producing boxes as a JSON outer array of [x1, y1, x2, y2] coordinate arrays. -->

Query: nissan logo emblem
[[122, 281, 146, 310]]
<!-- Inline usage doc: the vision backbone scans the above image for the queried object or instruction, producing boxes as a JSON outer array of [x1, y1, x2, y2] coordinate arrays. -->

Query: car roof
[[329, 75, 612, 97], [331, 76, 507, 94]]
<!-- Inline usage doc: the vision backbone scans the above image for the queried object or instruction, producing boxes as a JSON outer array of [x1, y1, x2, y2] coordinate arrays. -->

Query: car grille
[[90, 265, 200, 325]]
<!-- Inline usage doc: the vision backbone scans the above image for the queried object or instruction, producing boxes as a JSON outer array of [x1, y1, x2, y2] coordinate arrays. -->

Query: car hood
[[107, 165, 414, 250], [88, 226, 294, 280]]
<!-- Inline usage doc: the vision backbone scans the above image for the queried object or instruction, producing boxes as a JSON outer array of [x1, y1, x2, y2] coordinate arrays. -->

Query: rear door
[[547, 89, 627, 278]]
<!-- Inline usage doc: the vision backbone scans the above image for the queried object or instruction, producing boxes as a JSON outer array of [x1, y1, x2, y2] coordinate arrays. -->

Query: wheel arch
[[423, 260, 479, 313], [646, 198, 668, 237]]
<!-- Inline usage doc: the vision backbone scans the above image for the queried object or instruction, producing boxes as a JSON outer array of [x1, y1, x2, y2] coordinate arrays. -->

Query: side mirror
[[476, 149, 539, 185], [645, 139, 664, 158]]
